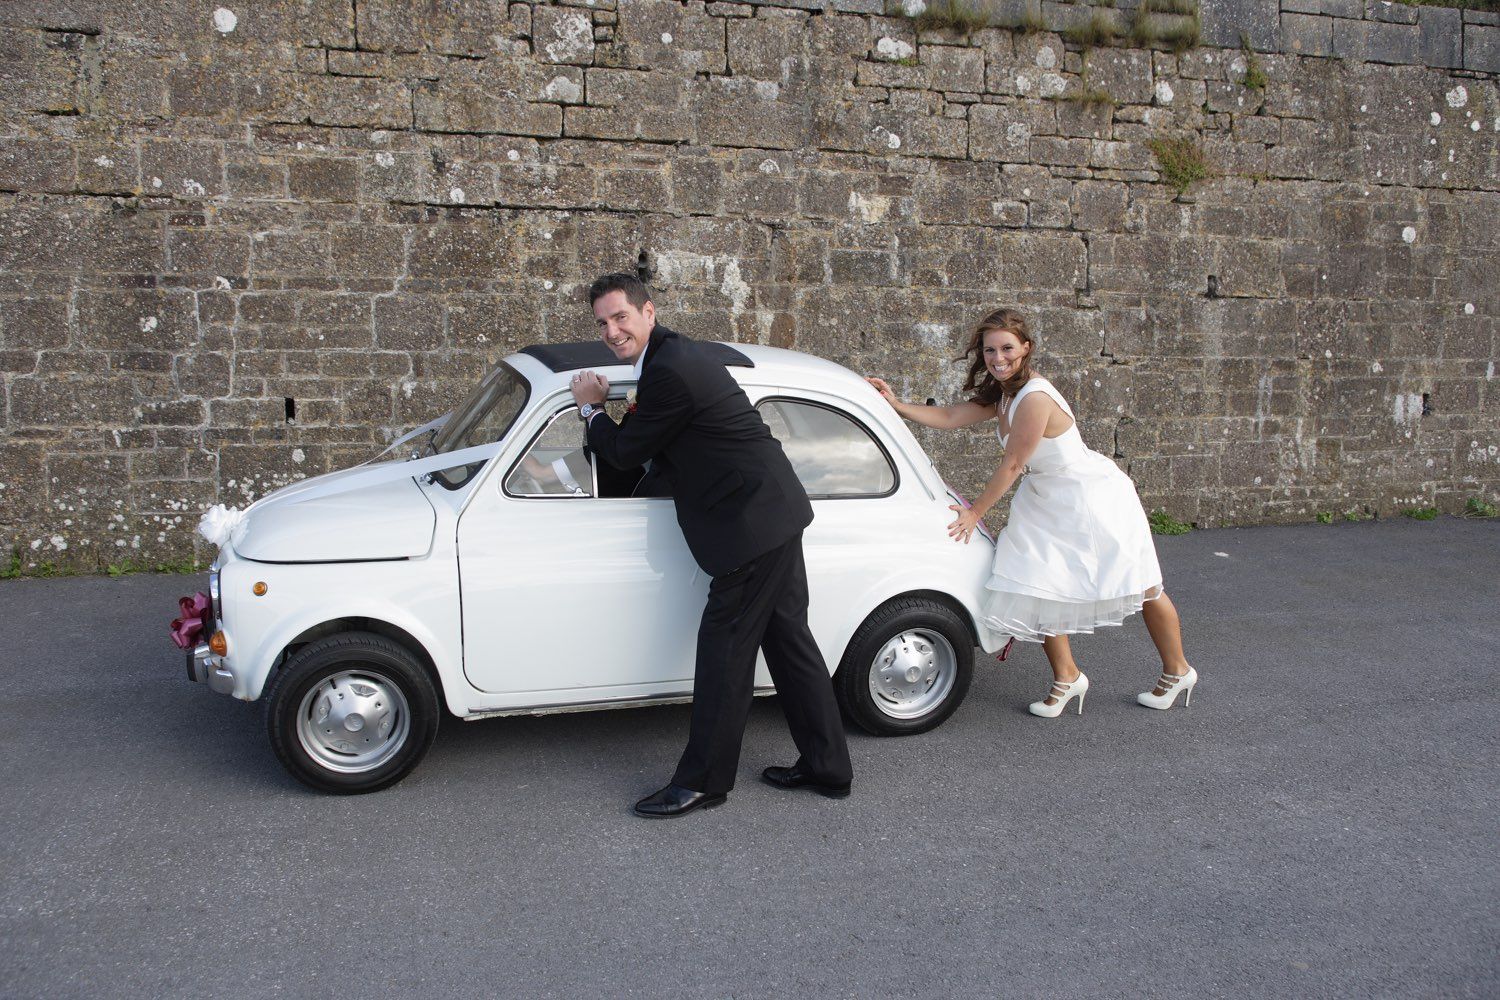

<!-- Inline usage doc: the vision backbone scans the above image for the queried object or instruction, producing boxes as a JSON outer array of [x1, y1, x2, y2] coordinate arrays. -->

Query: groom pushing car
[[569, 273, 854, 818]]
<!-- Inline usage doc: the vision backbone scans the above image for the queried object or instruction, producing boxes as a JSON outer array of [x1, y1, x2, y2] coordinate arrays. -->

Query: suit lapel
[[640, 325, 670, 375]]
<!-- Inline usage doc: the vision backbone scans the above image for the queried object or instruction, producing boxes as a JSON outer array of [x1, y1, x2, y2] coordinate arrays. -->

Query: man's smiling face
[[593, 290, 656, 364]]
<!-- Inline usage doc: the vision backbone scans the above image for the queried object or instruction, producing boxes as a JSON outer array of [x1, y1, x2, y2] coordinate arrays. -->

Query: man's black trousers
[[672, 531, 854, 794]]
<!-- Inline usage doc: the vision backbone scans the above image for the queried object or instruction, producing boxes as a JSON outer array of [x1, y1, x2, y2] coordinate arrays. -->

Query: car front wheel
[[835, 597, 974, 736], [265, 632, 439, 794]]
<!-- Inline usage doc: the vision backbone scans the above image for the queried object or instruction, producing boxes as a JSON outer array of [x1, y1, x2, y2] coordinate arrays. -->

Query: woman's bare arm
[[947, 393, 1055, 542], [865, 377, 993, 429]]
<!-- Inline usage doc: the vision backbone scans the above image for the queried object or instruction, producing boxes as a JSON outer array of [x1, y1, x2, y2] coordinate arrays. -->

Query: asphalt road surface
[[1, 518, 1496, 999]]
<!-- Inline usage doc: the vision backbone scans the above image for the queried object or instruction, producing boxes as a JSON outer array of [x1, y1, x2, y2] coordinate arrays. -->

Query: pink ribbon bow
[[170, 592, 211, 650]]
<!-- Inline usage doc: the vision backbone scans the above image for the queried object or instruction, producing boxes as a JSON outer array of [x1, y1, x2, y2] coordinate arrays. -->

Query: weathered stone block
[[1281, 12, 1332, 57], [413, 82, 564, 137], [289, 157, 361, 202], [407, 223, 519, 279], [608, 0, 725, 73], [8, 375, 139, 428], [1090, 139, 1153, 171], [1216, 239, 1283, 298], [927, 45, 986, 94], [535, 5, 597, 65], [0, 138, 76, 192], [140, 141, 224, 199], [1202, 0, 1282, 50], [175, 351, 231, 398], [969, 102, 1035, 162], [1030, 135, 1091, 167], [226, 157, 288, 199], [1069, 181, 1128, 232], [1054, 100, 1112, 140], [1083, 47, 1153, 106], [1365, 0, 1416, 23], [728, 13, 810, 81], [669, 157, 726, 215], [374, 297, 444, 351], [1465, 25, 1500, 73], [355, 0, 507, 55], [167, 230, 251, 276], [77, 289, 197, 351], [0, 298, 69, 350], [696, 86, 812, 150], [252, 232, 332, 276], [597, 167, 672, 212], [298, 76, 412, 129]]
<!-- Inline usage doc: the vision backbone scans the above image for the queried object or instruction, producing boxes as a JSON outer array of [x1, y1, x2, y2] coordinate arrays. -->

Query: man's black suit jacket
[[585, 325, 813, 577]]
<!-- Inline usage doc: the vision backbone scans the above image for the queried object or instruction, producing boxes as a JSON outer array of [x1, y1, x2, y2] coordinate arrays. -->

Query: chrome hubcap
[[869, 629, 957, 720], [296, 669, 410, 774]]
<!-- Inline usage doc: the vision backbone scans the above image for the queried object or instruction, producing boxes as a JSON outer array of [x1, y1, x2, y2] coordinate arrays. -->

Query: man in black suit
[[570, 273, 853, 818]]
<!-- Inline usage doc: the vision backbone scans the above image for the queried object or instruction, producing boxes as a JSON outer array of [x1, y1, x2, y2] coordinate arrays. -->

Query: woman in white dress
[[867, 308, 1198, 717]]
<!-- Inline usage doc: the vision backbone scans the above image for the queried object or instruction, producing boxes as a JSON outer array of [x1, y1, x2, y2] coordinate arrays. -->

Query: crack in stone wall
[[0, 0, 1495, 571]]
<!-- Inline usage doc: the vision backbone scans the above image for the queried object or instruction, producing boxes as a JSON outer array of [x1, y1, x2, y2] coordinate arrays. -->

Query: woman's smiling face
[[982, 328, 1031, 381]]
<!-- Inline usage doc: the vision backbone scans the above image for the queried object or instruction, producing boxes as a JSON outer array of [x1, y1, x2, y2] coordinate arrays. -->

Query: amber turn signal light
[[209, 630, 228, 656], [253, 582, 268, 596]]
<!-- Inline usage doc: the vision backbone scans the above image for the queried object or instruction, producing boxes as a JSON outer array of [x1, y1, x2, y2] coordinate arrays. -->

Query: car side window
[[757, 398, 897, 498], [505, 408, 594, 498]]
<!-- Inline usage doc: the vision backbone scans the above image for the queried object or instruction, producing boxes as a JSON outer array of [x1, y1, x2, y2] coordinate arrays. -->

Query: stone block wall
[[0, 0, 1495, 571]]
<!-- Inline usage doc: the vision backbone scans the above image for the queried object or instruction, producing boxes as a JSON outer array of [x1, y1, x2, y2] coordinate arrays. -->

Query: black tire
[[834, 597, 974, 736], [265, 631, 439, 794]]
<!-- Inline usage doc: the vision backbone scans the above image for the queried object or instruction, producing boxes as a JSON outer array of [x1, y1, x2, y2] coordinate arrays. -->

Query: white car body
[[188, 343, 1003, 789]]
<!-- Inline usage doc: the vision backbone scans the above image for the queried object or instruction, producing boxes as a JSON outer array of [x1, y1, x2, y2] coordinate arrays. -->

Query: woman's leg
[[1140, 591, 1191, 694], [1040, 633, 1081, 705]]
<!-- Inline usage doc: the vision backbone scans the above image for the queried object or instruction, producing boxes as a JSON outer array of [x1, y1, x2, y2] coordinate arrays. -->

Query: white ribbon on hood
[[198, 504, 247, 548]]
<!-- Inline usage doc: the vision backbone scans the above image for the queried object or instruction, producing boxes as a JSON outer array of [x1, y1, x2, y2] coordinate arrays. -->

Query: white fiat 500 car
[[182, 341, 1005, 793]]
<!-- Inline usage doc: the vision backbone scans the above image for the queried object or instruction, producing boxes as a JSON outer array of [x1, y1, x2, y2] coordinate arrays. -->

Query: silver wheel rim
[[868, 629, 957, 720], [295, 669, 411, 774]]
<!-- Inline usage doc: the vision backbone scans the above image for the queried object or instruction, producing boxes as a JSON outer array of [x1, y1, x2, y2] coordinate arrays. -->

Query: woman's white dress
[[981, 377, 1163, 642]]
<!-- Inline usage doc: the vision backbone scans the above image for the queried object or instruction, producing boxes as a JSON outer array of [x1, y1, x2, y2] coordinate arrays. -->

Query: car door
[[753, 393, 905, 669], [456, 396, 707, 699]]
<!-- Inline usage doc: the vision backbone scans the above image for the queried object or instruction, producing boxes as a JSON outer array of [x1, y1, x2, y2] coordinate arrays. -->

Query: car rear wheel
[[265, 631, 439, 794], [835, 597, 974, 736]]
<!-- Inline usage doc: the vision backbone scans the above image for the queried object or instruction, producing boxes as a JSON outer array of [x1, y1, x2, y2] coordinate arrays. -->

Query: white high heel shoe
[[1029, 672, 1088, 718], [1137, 666, 1198, 710]]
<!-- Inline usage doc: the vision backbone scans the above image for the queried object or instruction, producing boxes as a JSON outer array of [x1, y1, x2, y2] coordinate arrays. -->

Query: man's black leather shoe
[[761, 763, 851, 799], [632, 783, 728, 818]]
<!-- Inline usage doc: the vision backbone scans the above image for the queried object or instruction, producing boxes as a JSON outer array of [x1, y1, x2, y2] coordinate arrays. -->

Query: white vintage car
[[182, 341, 1005, 792]]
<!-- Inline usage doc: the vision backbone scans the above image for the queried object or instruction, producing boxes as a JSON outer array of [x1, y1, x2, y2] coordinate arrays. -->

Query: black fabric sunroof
[[520, 341, 754, 373]]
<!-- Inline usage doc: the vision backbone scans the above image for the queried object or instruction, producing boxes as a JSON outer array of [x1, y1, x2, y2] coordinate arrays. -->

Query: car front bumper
[[185, 643, 235, 696]]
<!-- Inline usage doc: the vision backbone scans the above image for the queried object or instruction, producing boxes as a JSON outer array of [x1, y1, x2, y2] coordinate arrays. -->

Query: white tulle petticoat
[[980, 586, 1164, 643]]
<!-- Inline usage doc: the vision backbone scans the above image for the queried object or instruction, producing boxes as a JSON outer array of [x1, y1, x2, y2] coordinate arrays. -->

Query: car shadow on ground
[[165, 681, 886, 798]]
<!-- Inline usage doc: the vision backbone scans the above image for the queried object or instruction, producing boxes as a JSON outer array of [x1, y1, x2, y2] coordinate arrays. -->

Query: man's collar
[[633, 324, 667, 379]]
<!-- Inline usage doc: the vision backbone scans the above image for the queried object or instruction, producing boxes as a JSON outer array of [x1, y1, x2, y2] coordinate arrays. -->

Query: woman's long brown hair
[[959, 308, 1033, 407]]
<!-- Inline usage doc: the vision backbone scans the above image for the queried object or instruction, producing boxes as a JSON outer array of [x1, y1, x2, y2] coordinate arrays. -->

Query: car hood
[[220, 434, 501, 563], [235, 466, 438, 563]]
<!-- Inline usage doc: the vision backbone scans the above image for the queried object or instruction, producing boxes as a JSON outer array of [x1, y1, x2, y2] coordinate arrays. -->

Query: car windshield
[[430, 362, 530, 455]]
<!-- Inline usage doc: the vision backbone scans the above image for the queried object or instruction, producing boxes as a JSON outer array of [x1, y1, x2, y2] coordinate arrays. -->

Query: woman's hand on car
[[865, 376, 897, 405], [947, 504, 982, 544]]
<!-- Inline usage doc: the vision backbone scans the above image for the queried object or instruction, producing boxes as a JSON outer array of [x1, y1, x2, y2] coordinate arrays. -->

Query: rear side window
[[757, 398, 897, 498]]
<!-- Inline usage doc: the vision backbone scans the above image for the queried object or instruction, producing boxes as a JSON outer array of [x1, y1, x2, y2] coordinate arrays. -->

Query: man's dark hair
[[588, 272, 653, 309]]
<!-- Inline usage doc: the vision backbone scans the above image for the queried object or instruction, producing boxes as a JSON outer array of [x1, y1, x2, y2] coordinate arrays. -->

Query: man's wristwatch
[[578, 402, 601, 422]]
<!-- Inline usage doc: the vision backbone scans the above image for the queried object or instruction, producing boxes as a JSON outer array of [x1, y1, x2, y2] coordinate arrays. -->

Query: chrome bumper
[[186, 643, 235, 695]]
